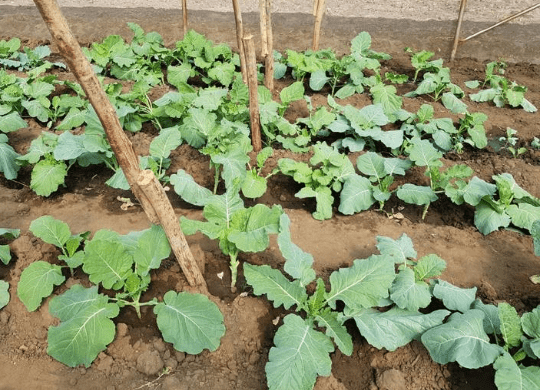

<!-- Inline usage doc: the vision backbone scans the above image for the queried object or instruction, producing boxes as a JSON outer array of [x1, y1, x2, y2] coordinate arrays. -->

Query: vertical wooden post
[[312, 0, 326, 51], [32, 0, 207, 291], [242, 35, 262, 152], [232, 0, 247, 83], [259, 0, 268, 57], [263, 0, 274, 91], [182, 0, 188, 34]]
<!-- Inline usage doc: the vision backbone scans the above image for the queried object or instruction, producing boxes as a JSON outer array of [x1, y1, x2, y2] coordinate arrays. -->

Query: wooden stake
[[450, 0, 467, 61], [232, 0, 247, 83], [259, 0, 268, 57], [182, 0, 188, 34], [137, 170, 207, 290], [242, 35, 262, 152], [32, 0, 206, 291], [263, 0, 274, 91], [312, 0, 326, 51]]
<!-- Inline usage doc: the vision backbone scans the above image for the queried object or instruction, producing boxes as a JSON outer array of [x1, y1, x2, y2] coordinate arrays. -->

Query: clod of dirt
[[376, 369, 407, 390], [136, 350, 164, 376], [162, 375, 187, 390]]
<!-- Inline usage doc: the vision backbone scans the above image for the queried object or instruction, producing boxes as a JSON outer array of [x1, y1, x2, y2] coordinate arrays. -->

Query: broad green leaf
[[48, 284, 119, 367], [521, 98, 537, 113], [397, 184, 438, 206], [106, 168, 130, 190], [180, 108, 216, 148], [309, 70, 330, 91], [498, 303, 523, 349], [149, 127, 182, 159], [441, 92, 468, 114], [53, 132, 87, 161], [266, 314, 334, 390], [82, 239, 133, 289], [0, 245, 11, 265], [352, 308, 449, 351], [325, 255, 395, 311], [432, 279, 476, 313], [0, 112, 27, 132], [376, 234, 417, 264], [30, 158, 67, 197], [280, 81, 305, 106], [465, 80, 480, 89], [414, 254, 446, 280], [17, 261, 65, 311], [296, 186, 334, 220], [22, 99, 50, 123], [0, 138, 21, 179], [167, 63, 193, 89], [506, 203, 540, 231], [533, 220, 540, 256], [463, 176, 497, 206], [407, 137, 443, 167], [244, 263, 307, 309], [228, 204, 282, 253], [211, 147, 250, 189], [277, 213, 315, 286], [0, 227, 20, 239], [170, 169, 213, 207], [474, 200, 511, 235], [383, 157, 412, 176], [356, 152, 385, 181], [154, 291, 225, 354], [494, 353, 540, 390], [56, 107, 86, 131], [421, 309, 503, 369], [241, 170, 267, 199], [390, 267, 432, 311], [0, 280, 10, 309], [338, 174, 376, 215], [29, 215, 70, 248], [193, 88, 228, 111], [472, 299, 501, 335], [133, 225, 171, 276], [370, 83, 402, 115], [522, 307, 540, 359], [351, 32, 371, 54], [315, 310, 353, 356]]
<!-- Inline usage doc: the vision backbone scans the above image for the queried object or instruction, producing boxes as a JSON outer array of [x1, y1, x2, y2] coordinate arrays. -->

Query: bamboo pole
[[450, 0, 468, 61], [263, 0, 274, 91], [182, 0, 188, 34], [32, 0, 207, 291], [312, 0, 326, 51], [232, 0, 247, 83], [242, 35, 262, 152]]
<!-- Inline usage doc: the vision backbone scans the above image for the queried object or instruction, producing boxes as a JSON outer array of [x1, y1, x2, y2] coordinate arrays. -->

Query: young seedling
[[241, 146, 279, 199], [171, 173, 282, 291], [496, 127, 528, 158], [17, 217, 225, 368]]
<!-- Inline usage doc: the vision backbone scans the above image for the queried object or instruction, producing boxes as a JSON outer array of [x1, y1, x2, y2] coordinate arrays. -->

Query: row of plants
[[0, 26, 539, 389], [1, 212, 539, 389]]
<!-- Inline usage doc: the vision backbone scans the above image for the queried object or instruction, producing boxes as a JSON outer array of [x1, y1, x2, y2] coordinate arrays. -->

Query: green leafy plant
[[449, 173, 540, 235], [17, 216, 225, 367], [0, 41, 65, 71], [245, 228, 453, 390], [278, 141, 355, 220], [530, 220, 540, 284], [491, 127, 528, 158], [241, 146, 279, 199], [172, 174, 283, 291], [0, 227, 20, 310], [467, 61, 537, 113]]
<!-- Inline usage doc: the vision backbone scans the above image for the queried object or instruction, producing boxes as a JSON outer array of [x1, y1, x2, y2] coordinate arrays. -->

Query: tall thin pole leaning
[[32, 0, 207, 291], [232, 0, 247, 83], [242, 35, 262, 152]]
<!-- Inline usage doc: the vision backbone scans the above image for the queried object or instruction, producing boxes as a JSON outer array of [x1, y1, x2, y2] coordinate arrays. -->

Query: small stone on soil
[[376, 369, 406, 390], [136, 350, 164, 376]]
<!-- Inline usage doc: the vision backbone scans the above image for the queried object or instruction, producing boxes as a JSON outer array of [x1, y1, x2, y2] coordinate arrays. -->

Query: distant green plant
[[467, 61, 537, 112]]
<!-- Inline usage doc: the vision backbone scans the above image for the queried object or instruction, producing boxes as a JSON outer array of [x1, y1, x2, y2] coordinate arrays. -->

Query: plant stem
[[229, 251, 239, 293]]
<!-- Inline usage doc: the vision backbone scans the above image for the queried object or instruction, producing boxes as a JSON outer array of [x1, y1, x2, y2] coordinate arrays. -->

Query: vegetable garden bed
[[0, 5, 539, 390]]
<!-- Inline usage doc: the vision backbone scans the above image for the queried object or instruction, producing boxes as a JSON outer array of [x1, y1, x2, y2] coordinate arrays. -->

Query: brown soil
[[0, 6, 540, 390]]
